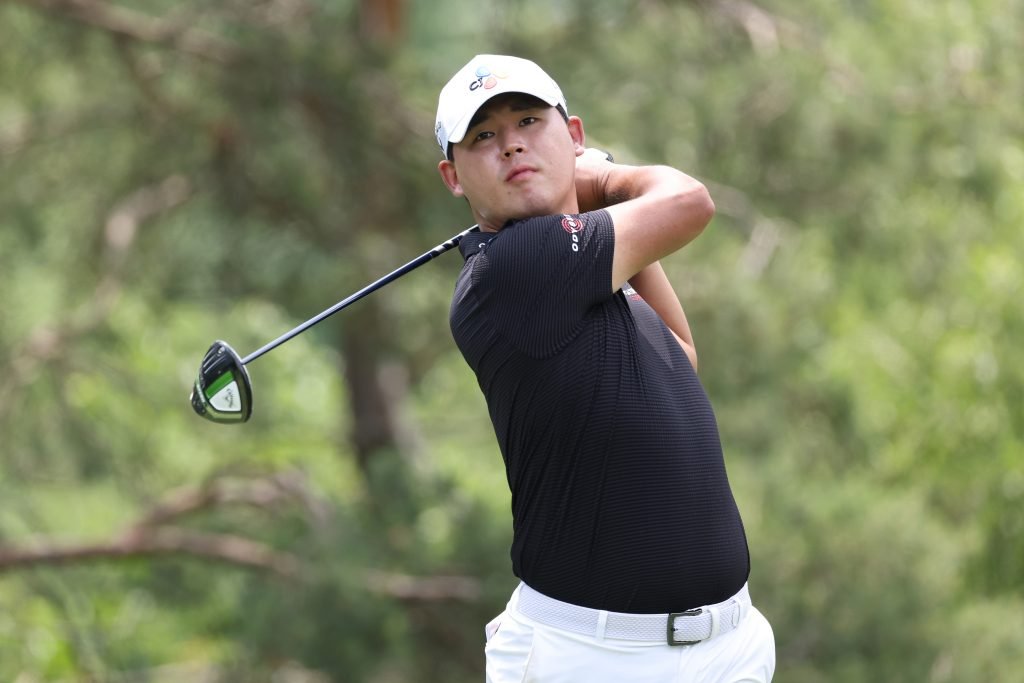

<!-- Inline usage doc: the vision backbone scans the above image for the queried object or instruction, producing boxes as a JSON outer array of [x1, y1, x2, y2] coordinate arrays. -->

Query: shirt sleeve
[[471, 209, 616, 357]]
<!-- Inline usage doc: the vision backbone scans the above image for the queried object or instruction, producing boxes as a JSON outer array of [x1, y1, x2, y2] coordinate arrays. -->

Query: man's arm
[[628, 262, 698, 370], [575, 150, 711, 369], [575, 149, 715, 291]]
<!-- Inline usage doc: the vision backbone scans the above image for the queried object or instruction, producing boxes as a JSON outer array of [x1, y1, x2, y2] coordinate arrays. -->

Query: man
[[435, 54, 775, 682]]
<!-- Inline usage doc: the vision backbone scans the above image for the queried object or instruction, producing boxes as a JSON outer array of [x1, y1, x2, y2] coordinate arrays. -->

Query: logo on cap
[[468, 65, 509, 92]]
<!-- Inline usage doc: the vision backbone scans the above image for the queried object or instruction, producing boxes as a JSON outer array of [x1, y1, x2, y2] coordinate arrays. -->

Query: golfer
[[435, 55, 775, 682]]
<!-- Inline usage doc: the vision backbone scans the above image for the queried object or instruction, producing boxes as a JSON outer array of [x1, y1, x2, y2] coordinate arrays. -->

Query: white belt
[[515, 582, 751, 646]]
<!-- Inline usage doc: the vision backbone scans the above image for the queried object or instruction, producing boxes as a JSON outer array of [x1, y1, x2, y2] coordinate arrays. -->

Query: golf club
[[189, 149, 613, 424], [190, 224, 479, 424]]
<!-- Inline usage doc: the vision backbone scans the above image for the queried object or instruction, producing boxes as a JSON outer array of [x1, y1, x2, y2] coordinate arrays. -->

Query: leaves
[[1, 0, 1022, 680]]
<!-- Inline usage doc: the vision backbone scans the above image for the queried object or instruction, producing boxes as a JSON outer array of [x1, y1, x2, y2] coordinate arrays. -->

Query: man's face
[[438, 93, 585, 231]]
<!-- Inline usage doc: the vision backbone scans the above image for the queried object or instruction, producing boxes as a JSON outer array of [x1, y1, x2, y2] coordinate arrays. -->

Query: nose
[[495, 118, 526, 157], [503, 142, 525, 158]]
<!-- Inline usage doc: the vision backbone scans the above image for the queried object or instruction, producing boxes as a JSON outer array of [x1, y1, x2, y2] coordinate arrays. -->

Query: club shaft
[[240, 225, 479, 366]]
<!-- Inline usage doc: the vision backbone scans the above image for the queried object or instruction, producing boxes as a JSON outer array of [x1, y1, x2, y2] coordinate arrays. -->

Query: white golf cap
[[435, 54, 567, 156]]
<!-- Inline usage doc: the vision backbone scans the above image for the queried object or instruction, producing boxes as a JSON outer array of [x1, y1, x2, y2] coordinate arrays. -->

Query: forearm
[[575, 152, 714, 291], [628, 262, 698, 371], [578, 161, 702, 214]]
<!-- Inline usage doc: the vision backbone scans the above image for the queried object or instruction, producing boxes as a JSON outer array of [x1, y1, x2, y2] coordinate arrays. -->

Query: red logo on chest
[[561, 215, 585, 233], [561, 214, 586, 253]]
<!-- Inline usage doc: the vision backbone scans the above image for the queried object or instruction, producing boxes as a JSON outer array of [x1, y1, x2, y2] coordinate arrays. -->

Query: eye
[[473, 130, 495, 143], [520, 116, 538, 126]]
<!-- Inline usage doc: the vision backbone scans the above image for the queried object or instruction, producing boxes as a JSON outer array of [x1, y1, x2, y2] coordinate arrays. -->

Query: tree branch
[[0, 471, 317, 578], [129, 469, 328, 532], [0, 528, 302, 578], [11, 0, 241, 64], [0, 470, 482, 601], [713, 0, 781, 56], [365, 570, 481, 602]]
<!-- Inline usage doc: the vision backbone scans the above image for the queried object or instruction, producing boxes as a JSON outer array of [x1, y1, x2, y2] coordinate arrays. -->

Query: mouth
[[506, 166, 537, 182]]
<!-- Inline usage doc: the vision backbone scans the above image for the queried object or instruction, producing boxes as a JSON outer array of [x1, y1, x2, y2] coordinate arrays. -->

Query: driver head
[[191, 340, 252, 423]]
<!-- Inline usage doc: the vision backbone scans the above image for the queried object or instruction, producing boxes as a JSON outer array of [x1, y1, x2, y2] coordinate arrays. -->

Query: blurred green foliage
[[1, 0, 1022, 680]]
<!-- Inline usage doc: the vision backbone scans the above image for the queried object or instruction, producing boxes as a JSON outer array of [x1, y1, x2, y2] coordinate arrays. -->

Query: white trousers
[[485, 584, 775, 683]]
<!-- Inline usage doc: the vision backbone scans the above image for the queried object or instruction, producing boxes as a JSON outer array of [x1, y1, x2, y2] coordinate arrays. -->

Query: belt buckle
[[667, 608, 704, 646]]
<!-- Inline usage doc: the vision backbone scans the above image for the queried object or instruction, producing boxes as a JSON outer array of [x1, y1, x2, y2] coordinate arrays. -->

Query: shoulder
[[489, 210, 613, 254]]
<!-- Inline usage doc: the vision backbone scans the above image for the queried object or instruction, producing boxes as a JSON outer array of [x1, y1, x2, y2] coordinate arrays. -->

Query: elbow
[[703, 186, 716, 226], [664, 174, 715, 240], [688, 182, 715, 234]]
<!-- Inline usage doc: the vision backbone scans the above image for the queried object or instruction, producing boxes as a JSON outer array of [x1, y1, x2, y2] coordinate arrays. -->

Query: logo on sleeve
[[561, 214, 586, 252]]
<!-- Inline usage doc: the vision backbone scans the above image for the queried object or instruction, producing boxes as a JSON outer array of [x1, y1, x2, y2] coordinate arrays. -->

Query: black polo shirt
[[450, 209, 749, 613]]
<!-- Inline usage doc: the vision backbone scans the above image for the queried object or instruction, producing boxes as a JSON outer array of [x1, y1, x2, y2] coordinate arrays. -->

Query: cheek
[[452, 160, 482, 196], [551, 135, 578, 170], [457, 173, 486, 203], [551, 145, 577, 185], [457, 173, 504, 212]]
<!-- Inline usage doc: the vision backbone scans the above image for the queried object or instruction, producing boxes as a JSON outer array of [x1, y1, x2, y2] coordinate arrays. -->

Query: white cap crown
[[435, 54, 566, 156]]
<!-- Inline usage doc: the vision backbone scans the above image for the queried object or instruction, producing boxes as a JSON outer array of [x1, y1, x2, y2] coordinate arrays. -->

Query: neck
[[474, 200, 581, 233]]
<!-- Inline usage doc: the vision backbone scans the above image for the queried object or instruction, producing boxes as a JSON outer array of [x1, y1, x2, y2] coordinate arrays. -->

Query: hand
[[575, 147, 615, 213]]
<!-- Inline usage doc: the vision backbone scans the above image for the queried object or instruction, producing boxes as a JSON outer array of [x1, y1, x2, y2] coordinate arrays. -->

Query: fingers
[[580, 147, 614, 163]]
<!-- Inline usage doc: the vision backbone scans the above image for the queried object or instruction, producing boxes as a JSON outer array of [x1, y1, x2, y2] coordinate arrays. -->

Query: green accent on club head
[[205, 369, 235, 399], [190, 340, 253, 424]]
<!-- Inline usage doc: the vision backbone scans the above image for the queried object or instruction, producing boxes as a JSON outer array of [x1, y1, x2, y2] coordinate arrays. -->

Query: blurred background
[[1, 0, 1022, 680]]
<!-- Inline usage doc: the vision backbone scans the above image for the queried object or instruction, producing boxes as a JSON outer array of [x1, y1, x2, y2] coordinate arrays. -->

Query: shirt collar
[[458, 230, 496, 260]]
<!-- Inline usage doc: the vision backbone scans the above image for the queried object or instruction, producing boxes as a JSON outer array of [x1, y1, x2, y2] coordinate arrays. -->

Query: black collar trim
[[458, 230, 496, 260]]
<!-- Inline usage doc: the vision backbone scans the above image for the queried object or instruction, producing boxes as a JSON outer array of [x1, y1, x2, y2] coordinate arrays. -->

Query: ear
[[438, 159, 464, 198], [568, 116, 586, 156]]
